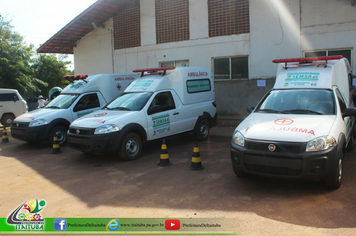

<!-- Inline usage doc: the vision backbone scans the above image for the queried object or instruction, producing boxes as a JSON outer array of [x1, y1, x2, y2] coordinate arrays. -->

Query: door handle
[[173, 112, 179, 115]]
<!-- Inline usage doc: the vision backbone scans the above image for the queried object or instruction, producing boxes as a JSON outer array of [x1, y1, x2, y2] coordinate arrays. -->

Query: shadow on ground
[[1, 131, 356, 229]]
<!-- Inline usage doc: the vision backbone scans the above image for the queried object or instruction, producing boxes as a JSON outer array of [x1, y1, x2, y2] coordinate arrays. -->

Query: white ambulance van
[[0, 89, 28, 127], [67, 67, 217, 161], [231, 55, 356, 188], [11, 73, 138, 145]]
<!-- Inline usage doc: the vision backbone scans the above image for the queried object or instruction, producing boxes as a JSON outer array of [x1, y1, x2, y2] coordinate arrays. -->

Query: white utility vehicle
[[231, 55, 356, 188], [11, 73, 138, 145], [0, 89, 28, 127], [67, 67, 217, 161]]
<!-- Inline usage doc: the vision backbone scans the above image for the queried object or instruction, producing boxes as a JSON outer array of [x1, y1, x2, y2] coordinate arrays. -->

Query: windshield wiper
[[282, 109, 323, 115], [112, 107, 131, 111], [257, 109, 287, 114], [104, 107, 113, 110], [45, 106, 60, 109]]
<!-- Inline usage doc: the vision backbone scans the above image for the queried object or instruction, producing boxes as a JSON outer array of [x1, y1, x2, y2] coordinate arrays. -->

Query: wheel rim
[[338, 159, 342, 183], [6, 118, 13, 125], [55, 130, 65, 143], [200, 123, 208, 138], [125, 138, 139, 156]]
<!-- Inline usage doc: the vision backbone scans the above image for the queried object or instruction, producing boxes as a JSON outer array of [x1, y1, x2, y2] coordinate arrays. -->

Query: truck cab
[[11, 73, 138, 145], [67, 67, 217, 161], [231, 55, 356, 189]]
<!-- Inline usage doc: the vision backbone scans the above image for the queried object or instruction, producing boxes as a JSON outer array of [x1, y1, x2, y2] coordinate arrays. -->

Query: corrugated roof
[[37, 0, 135, 54]]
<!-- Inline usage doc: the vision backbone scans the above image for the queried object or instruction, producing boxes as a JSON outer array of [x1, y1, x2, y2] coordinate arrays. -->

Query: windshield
[[45, 94, 79, 109], [256, 89, 335, 115], [105, 92, 153, 111]]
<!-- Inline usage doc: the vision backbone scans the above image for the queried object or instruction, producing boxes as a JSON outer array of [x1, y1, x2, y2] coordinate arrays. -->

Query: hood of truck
[[237, 113, 336, 142], [14, 108, 68, 123], [70, 110, 137, 128]]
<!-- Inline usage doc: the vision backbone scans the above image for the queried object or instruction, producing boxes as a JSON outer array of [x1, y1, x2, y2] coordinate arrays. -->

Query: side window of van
[[149, 92, 176, 114], [336, 89, 347, 113], [74, 93, 100, 112], [0, 93, 19, 102]]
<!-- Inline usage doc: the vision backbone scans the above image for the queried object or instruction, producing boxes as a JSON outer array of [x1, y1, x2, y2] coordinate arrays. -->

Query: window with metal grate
[[113, 0, 141, 50], [208, 0, 250, 37], [155, 0, 190, 44]]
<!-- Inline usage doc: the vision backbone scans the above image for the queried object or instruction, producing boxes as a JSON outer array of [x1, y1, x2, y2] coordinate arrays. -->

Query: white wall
[[301, 0, 356, 71], [74, 0, 356, 76], [249, 0, 301, 79], [73, 19, 113, 75]]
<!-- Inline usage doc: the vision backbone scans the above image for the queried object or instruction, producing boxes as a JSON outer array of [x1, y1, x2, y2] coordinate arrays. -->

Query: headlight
[[232, 130, 245, 146], [306, 136, 336, 152], [94, 124, 120, 134], [29, 119, 48, 127]]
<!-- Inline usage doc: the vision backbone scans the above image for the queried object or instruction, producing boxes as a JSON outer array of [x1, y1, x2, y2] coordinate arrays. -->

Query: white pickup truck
[[231, 55, 356, 188], [11, 73, 138, 145], [67, 67, 217, 161]]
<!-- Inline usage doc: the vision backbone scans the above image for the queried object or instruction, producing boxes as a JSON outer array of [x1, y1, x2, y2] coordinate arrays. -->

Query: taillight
[[212, 101, 217, 107]]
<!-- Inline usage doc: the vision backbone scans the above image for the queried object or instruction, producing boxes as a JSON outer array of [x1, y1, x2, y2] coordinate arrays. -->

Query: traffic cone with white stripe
[[189, 143, 204, 170], [51, 134, 62, 154], [158, 139, 171, 166], [2, 128, 9, 143]]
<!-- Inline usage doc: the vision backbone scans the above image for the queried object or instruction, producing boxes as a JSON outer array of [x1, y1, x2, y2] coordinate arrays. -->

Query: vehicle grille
[[247, 141, 302, 153], [12, 122, 29, 128], [68, 128, 94, 135], [245, 164, 302, 176]]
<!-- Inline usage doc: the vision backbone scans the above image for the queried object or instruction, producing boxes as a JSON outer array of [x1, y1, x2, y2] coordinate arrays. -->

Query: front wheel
[[49, 126, 67, 146], [324, 155, 343, 189], [119, 133, 142, 161], [194, 119, 210, 141], [1, 114, 15, 127]]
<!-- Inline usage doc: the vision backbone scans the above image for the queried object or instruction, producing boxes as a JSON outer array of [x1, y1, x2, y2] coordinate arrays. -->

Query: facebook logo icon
[[54, 219, 67, 231]]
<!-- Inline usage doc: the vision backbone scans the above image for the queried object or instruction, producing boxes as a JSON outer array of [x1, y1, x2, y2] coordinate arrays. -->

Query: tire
[[346, 135, 354, 152], [119, 132, 142, 161], [194, 119, 210, 141], [1, 114, 15, 127], [233, 164, 245, 177], [49, 126, 67, 146], [324, 154, 343, 189]]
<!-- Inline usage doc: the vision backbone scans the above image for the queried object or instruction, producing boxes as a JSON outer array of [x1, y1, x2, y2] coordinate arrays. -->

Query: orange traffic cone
[[158, 139, 171, 166], [189, 143, 204, 170]]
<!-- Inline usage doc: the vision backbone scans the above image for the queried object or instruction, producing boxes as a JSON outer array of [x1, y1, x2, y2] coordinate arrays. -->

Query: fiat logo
[[274, 118, 294, 125], [268, 144, 276, 152], [76, 129, 80, 134]]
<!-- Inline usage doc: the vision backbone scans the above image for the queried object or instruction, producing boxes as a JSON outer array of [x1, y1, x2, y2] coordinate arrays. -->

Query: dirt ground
[[1, 125, 356, 235]]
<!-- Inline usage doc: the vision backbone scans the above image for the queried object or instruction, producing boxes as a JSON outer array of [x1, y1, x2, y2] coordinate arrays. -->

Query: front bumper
[[230, 139, 338, 180], [67, 127, 123, 153], [11, 122, 49, 142]]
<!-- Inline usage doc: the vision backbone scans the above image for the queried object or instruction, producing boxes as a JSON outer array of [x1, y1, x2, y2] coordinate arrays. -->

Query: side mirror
[[246, 106, 255, 113], [74, 104, 85, 112], [13, 96, 17, 103], [342, 107, 356, 118], [147, 105, 162, 115]]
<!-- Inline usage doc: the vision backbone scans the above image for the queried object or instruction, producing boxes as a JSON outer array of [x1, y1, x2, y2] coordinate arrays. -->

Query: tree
[[31, 54, 72, 98], [0, 15, 46, 99]]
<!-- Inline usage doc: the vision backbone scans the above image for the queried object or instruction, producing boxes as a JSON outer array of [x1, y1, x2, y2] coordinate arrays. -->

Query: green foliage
[[31, 54, 72, 98], [0, 15, 73, 100]]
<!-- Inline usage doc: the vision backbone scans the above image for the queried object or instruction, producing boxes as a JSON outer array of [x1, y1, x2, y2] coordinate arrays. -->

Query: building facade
[[39, 0, 356, 123]]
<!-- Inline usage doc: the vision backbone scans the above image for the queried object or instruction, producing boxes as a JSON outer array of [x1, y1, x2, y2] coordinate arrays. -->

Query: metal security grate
[[155, 0, 190, 44], [113, 1, 141, 50], [208, 0, 250, 37]]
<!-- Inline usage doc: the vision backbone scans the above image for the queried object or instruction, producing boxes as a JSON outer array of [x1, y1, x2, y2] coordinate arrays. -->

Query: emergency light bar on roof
[[273, 55, 343, 69], [133, 67, 176, 77], [63, 75, 89, 83]]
